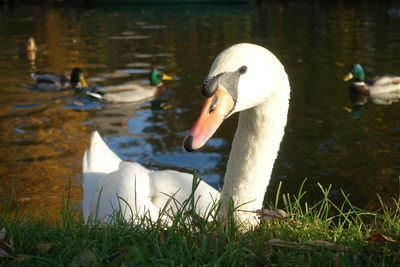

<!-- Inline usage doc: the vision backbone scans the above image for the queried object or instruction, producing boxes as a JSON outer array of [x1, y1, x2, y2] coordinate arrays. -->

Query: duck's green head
[[344, 64, 365, 82], [149, 69, 174, 86], [70, 68, 88, 88]]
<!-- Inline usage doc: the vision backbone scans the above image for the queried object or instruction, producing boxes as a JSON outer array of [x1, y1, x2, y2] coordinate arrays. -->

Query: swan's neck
[[220, 88, 289, 226]]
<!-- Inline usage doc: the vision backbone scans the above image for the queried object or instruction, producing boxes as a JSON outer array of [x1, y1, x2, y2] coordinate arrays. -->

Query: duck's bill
[[183, 86, 234, 152], [343, 73, 353, 81], [80, 75, 88, 87], [162, 73, 174, 81]]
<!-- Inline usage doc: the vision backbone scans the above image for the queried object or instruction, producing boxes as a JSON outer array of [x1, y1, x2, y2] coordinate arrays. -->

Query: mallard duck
[[83, 43, 290, 228], [18, 37, 38, 62], [31, 68, 88, 91], [18, 37, 37, 54], [344, 64, 400, 96], [24, 37, 37, 53], [86, 69, 173, 103]]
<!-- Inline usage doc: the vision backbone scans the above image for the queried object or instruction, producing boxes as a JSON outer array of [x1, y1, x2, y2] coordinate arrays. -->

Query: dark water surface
[[1, 2, 400, 217]]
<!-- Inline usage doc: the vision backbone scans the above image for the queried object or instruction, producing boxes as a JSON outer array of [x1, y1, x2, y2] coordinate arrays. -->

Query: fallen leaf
[[68, 249, 98, 267], [158, 231, 165, 243], [0, 239, 13, 252], [256, 209, 287, 221], [267, 238, 299, 249], [0, 248, 9, 258], [0, 228, 15, 259], [268, 239, 350, 251], [334, 253, 340, 267], [35, 243, 54, 253], [303, 240, 350, 251], [0, 228, 5, 240], [366, 234, 397, 243]]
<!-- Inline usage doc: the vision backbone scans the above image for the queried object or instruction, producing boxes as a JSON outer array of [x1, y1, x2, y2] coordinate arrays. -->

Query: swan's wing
[[83, 131, 121, 174], [149, 170, 220, 217], [82, 131, 122, 222], [88, 161, 160, 223]]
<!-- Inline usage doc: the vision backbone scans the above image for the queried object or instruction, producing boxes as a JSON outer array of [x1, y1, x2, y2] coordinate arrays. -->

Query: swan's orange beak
[[184, 86, 234, 152]]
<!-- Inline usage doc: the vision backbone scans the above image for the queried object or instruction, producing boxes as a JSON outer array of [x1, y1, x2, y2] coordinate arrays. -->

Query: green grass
[[1, 179, 399, 266]]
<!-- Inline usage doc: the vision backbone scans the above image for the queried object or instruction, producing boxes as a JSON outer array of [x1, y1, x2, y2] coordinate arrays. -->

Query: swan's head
[[184, 43, 289, 152]]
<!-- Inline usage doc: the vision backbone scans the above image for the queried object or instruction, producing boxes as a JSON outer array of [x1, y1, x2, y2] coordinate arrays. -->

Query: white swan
[[82, 43, 290, 227]]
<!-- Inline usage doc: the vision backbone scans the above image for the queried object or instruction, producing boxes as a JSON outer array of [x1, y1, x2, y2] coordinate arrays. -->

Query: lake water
[[1, 1, 400, 217]]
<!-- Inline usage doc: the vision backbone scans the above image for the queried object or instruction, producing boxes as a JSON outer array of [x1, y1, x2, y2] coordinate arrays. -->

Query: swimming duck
[[24, 37, 37, 53], [86, 69, 173, 103], [18, 37, 38, 62], [344, 64, 400, 96], [31, 68, 88, 91], [82, 43, 290, 228], [18, 37, 37, 53]]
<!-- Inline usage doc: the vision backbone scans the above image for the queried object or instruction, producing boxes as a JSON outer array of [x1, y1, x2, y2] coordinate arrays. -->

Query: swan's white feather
[[88, 161, 160, 223], [82, 131, 122, 222], [83, 131, 219, 223], [83, 43, 290, 228], [83, 131, 121, 174], [149, 170, 219, 216]]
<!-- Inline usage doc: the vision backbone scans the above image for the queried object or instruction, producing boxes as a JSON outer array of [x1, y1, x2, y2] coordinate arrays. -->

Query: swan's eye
[[238, 65, 247, 74], [209, 95, 218, 113]]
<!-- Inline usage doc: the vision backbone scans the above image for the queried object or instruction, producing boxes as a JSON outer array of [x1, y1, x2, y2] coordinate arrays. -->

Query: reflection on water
[[345, 91, 400, 120], [1, 2, 400, 218]]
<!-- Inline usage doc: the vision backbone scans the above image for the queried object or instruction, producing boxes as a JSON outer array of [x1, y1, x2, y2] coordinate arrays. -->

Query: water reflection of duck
[[82, 43, 290, 228], [86, 69, 173, 103], [31, 68, 88, 91], [344, 64, 400, 104]]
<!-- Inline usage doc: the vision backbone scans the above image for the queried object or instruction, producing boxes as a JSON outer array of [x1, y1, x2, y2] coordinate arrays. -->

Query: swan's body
[[86, 69, 173, 103], [31, 68, 88, 91], [83, 43, 290, 227], [83, 131, 218, 223]]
